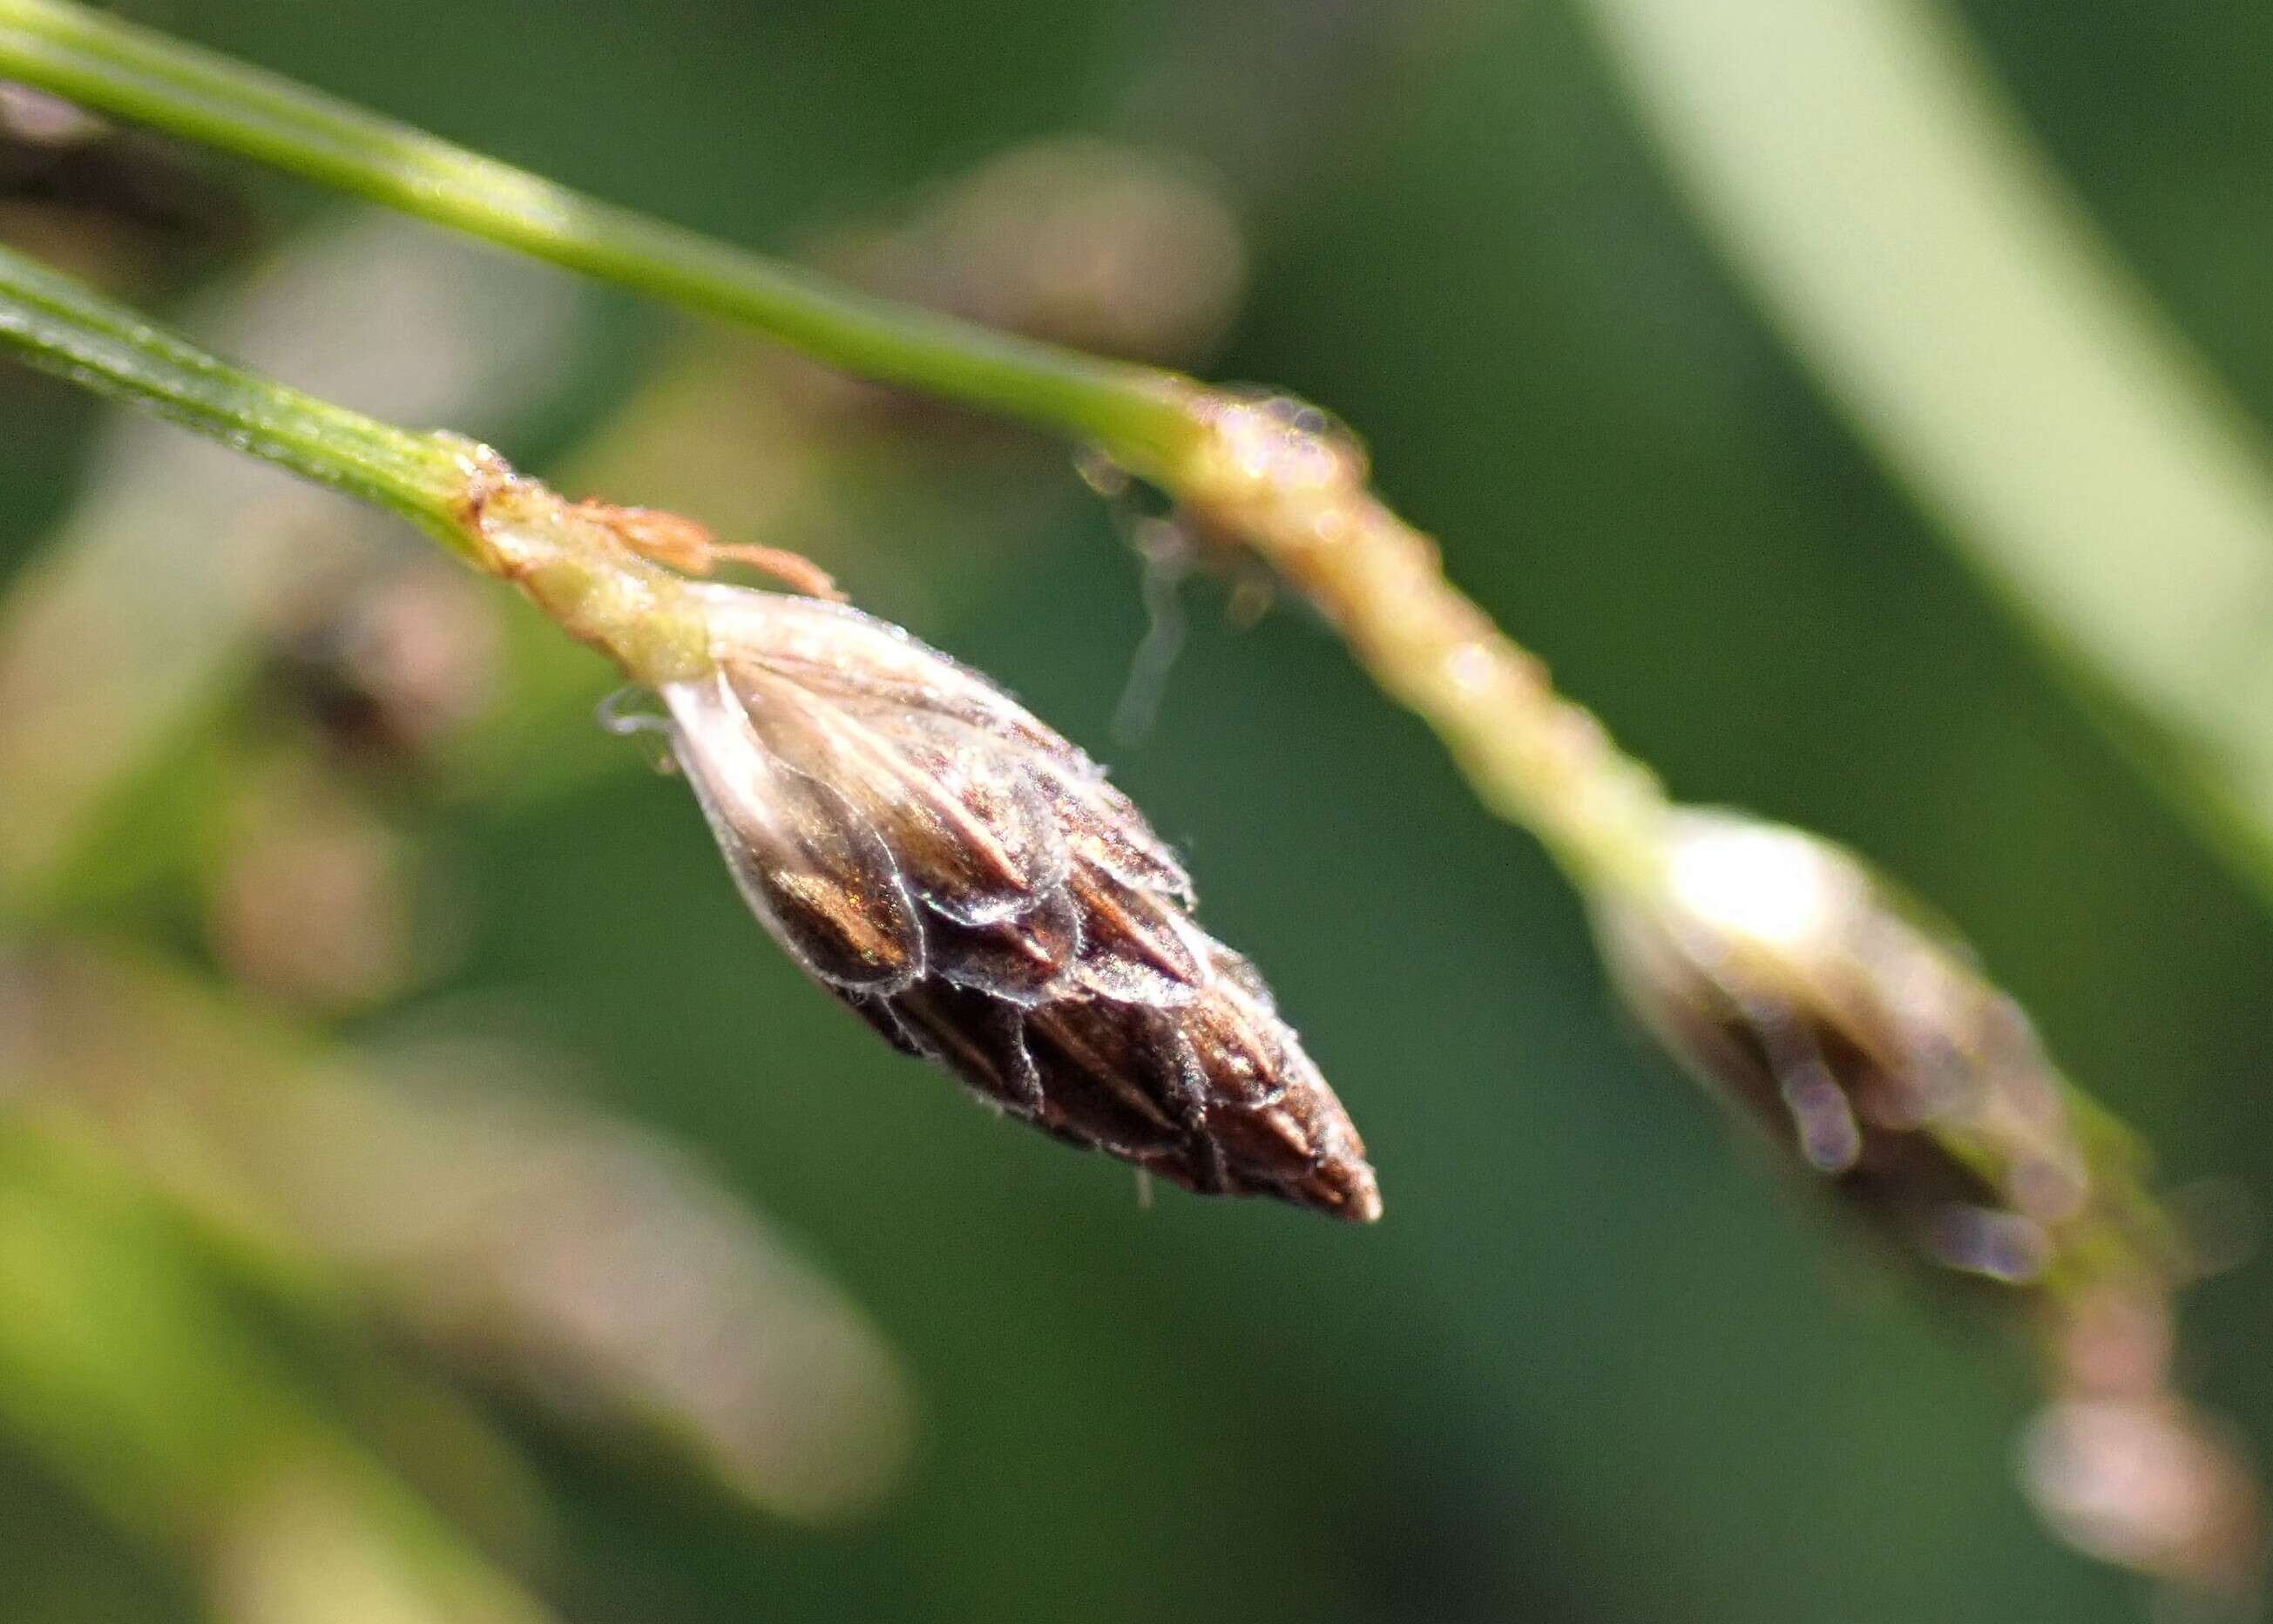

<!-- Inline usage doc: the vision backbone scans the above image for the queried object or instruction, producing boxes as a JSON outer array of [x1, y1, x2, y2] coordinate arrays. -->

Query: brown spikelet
[[659, 585, 1379, 1221]]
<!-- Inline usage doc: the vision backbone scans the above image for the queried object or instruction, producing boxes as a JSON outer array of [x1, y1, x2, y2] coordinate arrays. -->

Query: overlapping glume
[[660, 586, 1380, 1221]]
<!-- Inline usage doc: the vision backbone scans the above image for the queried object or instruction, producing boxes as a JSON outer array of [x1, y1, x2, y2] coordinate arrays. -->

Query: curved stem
[[1174, 396, 1674, 893], [0, 0, 1678, 889], [0, 0, 1201, 476]]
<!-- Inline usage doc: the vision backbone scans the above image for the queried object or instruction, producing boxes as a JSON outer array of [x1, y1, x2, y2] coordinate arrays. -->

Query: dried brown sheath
[[660, 586, 1379, 1221]]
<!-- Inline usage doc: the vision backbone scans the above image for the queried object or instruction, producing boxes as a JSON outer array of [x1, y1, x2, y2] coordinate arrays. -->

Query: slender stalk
[[0, 0, 1680, 892], [1175, 395, 1675, 891], [0, 243, 713, 685], [0, 240, 471, 552], [0, 0, 1200, 474]]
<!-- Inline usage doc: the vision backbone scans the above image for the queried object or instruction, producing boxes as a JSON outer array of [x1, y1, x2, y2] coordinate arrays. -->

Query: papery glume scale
[[660, 586, 1379, 1221]]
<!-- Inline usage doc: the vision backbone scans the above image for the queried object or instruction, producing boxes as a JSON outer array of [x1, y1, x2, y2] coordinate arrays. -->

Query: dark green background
[[4, 1, 2270, 1619]]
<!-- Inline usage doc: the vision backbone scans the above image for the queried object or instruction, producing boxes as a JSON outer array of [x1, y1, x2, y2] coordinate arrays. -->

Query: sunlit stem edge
[[0, 238, 473, 553], [0, 242, 718, 688], [0, 0, 1201, 477], [0, 0, 1684, 896]]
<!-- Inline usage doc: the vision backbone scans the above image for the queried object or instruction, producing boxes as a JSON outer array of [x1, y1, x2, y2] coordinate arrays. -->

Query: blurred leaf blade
[[14, 940, 918, 1526], [1580, 0, 2273, 902], [0, 1125, 561, 1624]]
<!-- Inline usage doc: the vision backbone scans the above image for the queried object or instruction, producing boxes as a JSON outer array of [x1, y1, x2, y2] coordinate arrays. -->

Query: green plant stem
[[0, 0, 1690, 894], [0, 0, 1201, 476], [0, 0, 1702, 903], [0, 240, 720, 687], [0, 240, 473, 555]]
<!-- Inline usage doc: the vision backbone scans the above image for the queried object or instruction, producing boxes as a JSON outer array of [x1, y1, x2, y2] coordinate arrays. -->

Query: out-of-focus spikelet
[[1588, 809, 2163, 1285]]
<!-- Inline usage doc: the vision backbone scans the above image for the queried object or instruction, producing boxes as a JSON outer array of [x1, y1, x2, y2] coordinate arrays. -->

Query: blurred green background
[[3, 1, 2271, 1621]]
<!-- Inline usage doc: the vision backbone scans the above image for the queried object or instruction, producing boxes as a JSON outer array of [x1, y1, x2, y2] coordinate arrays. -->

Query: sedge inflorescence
[[658, 585, 1380, 1221], [471, 466, 1377, 1221]]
